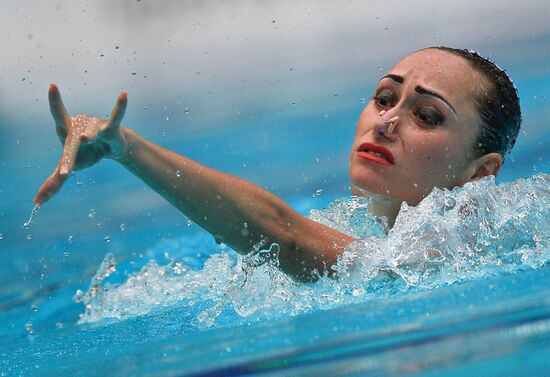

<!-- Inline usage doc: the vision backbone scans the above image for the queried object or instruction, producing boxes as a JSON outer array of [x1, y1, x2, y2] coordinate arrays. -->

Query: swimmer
[[33, 47, 521, 281]]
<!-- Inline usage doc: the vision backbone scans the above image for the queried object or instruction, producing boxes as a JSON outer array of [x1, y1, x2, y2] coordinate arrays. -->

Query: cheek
[[404, 135, 464, 176]]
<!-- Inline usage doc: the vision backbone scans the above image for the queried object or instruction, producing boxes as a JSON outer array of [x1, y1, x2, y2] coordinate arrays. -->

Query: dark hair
[[426, 46, 521, 160]]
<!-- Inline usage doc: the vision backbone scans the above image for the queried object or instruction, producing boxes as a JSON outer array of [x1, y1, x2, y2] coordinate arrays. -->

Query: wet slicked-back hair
[[427, 46, 521, 160]]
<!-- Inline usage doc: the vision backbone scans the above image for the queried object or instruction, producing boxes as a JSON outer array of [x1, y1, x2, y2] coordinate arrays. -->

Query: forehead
[[388, 49, 484, 109]]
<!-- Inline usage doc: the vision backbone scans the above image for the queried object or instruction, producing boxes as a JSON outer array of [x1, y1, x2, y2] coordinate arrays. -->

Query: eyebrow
[[380, 74, 457, 115]]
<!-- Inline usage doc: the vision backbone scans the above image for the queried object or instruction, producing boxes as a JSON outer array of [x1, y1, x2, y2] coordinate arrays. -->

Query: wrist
[[108, 127, 135, 165]]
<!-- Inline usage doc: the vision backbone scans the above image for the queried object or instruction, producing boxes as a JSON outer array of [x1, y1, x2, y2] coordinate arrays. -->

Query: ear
[[466, 152, 503, 182]]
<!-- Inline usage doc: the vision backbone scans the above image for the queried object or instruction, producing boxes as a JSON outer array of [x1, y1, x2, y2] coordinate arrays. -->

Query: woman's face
[[350, 49, 486, 205]]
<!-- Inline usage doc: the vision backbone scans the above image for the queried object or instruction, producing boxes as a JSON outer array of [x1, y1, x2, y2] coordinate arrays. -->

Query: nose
[[374, 109, 400, 141]]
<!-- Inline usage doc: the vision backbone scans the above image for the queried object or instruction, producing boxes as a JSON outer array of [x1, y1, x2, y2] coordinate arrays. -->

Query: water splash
[[23, 205, 40, 230], [75, 174, 550, 327]]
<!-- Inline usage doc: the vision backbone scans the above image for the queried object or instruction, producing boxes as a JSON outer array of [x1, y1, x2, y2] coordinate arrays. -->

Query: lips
[[357, 142, 395, 165]]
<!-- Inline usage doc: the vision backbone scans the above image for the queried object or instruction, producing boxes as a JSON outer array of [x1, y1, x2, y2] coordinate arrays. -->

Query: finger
[[105, 91, 128, 131], [59, 132, 81, 176], [33, 166, 70, 205], [48, 84, 71, 135]]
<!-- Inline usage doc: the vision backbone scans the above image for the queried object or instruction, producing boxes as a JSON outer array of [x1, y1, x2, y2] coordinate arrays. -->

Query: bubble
[[26, 234, 32, 240], [313, 189, 323, 197], [443, 197, 456, 210], [131, 72, 136, 76], [0, 234, 3, 240], [31, 305, 38, 312], [120, 223, 126, 231], [184, 108, 190, 114], [104, 236, 112, 243], [175, 170, 181, 177], [413, 183, 418, 189], [64, 251, 70, 257], [88, 209, 96, 218], [68, 235, 74, 244]]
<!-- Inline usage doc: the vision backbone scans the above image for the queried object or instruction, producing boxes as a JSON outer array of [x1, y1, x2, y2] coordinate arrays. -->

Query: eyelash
[[372, 90, 445, 127]]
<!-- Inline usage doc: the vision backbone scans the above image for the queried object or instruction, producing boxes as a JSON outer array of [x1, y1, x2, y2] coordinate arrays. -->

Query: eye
[[372, 89, 396, 108], [416, 106, 445, 127]]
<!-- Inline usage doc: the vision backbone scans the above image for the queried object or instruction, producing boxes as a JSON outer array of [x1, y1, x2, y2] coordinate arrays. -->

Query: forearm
[[117, 128, 353, 279]]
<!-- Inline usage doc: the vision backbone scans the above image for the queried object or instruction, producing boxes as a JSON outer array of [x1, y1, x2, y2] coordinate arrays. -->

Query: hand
[[34, 84, 129, 205]]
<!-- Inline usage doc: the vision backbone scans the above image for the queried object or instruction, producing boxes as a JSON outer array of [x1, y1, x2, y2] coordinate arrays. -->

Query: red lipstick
[[357, 142, 394, 165]]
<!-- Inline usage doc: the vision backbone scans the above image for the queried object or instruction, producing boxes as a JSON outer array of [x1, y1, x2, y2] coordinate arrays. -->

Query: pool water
[[2, 175, 549, 376], [2, 1, 550, 376]]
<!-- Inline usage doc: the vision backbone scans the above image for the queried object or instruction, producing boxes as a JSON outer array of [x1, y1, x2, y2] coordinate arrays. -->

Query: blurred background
[[0, 0, 549, 295]]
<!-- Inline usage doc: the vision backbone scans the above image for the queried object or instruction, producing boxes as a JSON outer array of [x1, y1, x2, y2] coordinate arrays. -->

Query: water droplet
[[104, 236, 112, 243], [25, 322, 33, 335], [175, 170, 181, 177], [31, 305, 38, 312]]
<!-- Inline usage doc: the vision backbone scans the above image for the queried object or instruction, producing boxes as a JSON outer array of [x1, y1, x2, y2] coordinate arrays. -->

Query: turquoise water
[[1, 176, 549, 376], [2, 1, 550, 376]]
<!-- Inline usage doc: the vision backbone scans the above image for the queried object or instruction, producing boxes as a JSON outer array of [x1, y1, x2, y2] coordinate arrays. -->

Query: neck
[[351, 185, 403, 228]]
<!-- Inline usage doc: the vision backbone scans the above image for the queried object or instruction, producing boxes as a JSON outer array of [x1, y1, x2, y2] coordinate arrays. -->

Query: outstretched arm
[[35, 85, 354, 281]]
